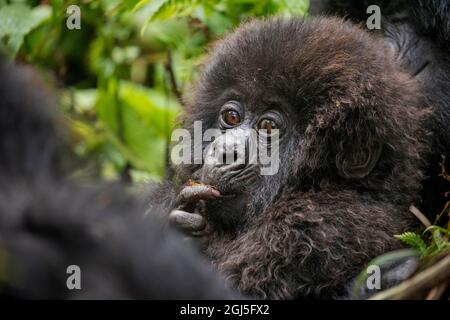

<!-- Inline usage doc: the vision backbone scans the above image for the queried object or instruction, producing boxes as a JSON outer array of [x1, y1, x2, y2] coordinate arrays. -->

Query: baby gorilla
[[162, 17, 430, 299]]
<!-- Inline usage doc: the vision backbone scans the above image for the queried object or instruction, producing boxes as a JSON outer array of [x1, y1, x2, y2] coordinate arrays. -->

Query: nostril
[[228, 150, 242, 164], [220, 149, 240, 164], [220, 152, 227, 164]]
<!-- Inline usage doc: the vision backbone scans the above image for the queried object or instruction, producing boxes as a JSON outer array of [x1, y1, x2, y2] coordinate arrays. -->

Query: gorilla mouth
[[201, 164, 260, 196]]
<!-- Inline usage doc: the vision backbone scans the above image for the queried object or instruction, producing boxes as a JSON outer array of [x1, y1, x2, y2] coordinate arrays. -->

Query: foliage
[[352, 155, 450, 299], [395, 232, 427, 256], [395, 156, 450, 259], [351, 225, 450, 299], [0, 0, 308, 183], [395, 226, 450, 259]]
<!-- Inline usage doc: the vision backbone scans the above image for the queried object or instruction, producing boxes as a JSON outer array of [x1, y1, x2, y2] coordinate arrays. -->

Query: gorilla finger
[[176, 184, 221, 206], [168, 209, 207, 232]]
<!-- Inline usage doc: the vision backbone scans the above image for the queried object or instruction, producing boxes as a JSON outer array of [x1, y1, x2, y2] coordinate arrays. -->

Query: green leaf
[[395, 232, 427, 256], [96, 80, 120, 134], [431, 230, 449, 251], [134, 0, 170, 20], [0, 3, 51, 58], [136, 0, 197, 25], [424, 225, 450, 236], [95, 80, 180, 176], [279, 0, 309, 16]]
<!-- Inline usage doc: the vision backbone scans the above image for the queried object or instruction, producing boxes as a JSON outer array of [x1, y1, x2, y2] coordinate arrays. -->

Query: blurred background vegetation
[[1, 0, 308, 183]]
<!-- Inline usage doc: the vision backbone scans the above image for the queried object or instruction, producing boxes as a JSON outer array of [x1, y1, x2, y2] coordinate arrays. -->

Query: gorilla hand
[[168, 182, 221, 237]]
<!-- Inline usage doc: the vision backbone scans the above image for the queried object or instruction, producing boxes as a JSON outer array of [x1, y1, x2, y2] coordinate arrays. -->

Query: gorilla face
[[198, 99, 286, 192], [171, 16, 425, 237], [191, 95, 294, 230]]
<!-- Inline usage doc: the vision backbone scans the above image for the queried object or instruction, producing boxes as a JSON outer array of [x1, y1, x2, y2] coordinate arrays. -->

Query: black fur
[[309, 0, 450, 219], [309, 0, 450, 49], [410, 0, 450, 48]]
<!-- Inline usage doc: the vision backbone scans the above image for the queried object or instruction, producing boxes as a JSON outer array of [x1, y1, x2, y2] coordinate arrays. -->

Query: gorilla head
[[168, 17, 429, 298]]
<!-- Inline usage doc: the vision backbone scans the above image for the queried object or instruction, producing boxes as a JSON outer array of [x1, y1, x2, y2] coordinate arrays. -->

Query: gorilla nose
[[221, 148, 240, 164], [219, 138, 248, 168], [203, 133, 248, 169]]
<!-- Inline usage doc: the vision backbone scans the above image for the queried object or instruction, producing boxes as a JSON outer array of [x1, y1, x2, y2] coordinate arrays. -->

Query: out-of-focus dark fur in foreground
[[0, 62, 238, 299]]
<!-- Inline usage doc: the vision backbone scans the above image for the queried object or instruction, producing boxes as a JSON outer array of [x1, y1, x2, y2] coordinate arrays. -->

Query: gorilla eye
[[257, 119, 278, 134], [219, 101, 243, 128], [222, 110, 241, 126]]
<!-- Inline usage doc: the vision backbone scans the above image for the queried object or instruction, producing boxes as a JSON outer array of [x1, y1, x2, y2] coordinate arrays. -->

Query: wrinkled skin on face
[[165, 17, 429, 299], [171, 103, 293, 233]]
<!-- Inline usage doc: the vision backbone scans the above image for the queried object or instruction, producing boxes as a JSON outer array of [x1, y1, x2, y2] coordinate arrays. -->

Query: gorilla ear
[[335, 139, 383, 179]]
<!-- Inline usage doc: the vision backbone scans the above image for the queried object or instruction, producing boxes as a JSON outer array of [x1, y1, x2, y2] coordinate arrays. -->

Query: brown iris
[[257, 119, 278, 134], [222, 110, 241, 126]]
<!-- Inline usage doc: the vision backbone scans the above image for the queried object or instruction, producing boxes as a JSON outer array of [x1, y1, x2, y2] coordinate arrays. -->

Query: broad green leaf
[[0, 3, 51, 58], [134, 0, 170, 20], [95, 81, 180, 176], [96, 86, 120, 134]]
